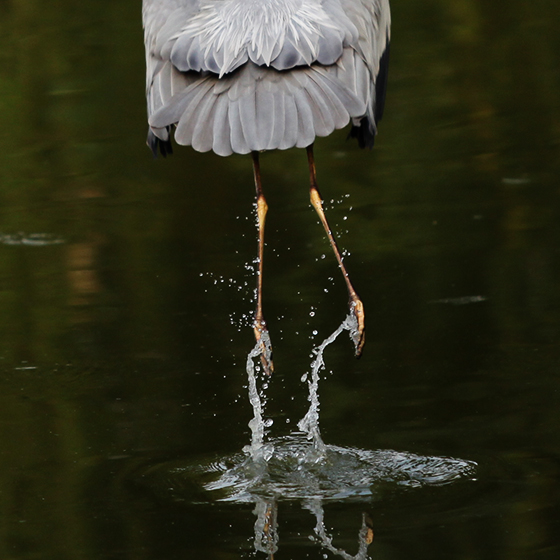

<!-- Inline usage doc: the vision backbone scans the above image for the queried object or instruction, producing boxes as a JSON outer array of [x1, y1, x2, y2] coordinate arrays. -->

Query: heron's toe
[[253, 321, 274, 375], [349, 297, 365, 357]]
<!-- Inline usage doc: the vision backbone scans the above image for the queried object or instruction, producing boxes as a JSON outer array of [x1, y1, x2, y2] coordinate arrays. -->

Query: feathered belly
[[169, 0, 356, 76]]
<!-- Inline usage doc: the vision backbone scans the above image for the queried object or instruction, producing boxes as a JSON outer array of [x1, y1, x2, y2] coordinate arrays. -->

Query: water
[[128, 317, 476, 557], [167, 436, 477, 501], [1, 0, 560, 559], [244, 336, 272, 462], [210, 315, 477, 504], [135, 435, 475, 556]]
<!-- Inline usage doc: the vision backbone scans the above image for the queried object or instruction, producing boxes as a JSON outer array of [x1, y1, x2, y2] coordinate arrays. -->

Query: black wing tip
[[374, 40, 391, 125], [147, 129, 173, 158], [349, 38, 390, 151], [348, 119, 376, 150]]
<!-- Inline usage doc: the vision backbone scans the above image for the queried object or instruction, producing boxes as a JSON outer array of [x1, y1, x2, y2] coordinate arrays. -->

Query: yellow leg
[[307, 144, 365, 356], [252, 151, 274, 375]]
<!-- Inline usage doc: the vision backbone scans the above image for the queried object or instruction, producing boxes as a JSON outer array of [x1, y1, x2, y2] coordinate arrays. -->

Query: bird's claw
[[253, 320, 274, 375], [349, 297, 365, 357]]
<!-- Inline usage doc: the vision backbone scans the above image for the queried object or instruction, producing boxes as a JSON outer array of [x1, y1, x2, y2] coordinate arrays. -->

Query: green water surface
[[1, 0, 560, 558]]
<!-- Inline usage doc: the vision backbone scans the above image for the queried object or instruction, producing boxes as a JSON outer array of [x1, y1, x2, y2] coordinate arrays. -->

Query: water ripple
[[164, 433, 477, 504]]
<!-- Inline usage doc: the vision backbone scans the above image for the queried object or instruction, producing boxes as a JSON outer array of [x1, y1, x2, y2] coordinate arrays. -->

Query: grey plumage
[[143, 0, 391, 157]]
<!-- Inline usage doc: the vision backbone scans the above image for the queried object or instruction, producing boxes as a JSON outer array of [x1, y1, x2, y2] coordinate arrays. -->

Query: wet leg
[[306, 144, 365, 356], [252, 151, 274, 374]]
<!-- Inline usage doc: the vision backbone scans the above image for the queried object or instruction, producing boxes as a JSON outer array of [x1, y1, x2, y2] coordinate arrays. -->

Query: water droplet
[[264, 419, 273, 428], [301, 373, 308, 382], [312, 330, 318, 336], [320, 254, 326, 259], [309, 311, 315, 317]]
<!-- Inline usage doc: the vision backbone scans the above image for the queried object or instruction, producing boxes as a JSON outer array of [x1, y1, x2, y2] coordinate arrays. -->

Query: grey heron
[[142, 0, 391, 372]]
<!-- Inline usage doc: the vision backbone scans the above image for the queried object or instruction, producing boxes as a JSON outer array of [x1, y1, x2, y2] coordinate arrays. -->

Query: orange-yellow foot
[[349, 296, 365, 357], [253, 319, 274, 376]]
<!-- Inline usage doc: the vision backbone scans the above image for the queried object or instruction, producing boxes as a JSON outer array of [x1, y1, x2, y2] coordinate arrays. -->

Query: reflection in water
[[0, 232, 65, 246], [429, 295, 488, 305], [253, 497, 374, 560], [305, 500, 374, 560], [185, 431, 476, 557], [253, 499, 279, 558]]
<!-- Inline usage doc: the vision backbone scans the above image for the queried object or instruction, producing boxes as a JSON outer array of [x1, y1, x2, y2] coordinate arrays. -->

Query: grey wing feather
[[340, 0, 391, 145], [293, 89, 317, 148], [268, 93, 286, 150], [173, 80, 215, 146], [192, 90, 219, 152], [238, 92, 259, 152], [143, 0, 391, 156], [279, 95, 299, 150], [228, 99, 249, 155], [212, 94, 232, 156], [256, 88, 275, 149], [143, 1, 202, 153], [149, 60, 367, 156], [307, 73, 349, 130]]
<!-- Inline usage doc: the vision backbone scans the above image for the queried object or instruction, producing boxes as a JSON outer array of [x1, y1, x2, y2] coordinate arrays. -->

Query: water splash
[[298, 313, 358, 457], [233, 312, 479, 502], [244, 313, 356, 463], [201, 434, 477, 503], [244, 330, 274, 464]]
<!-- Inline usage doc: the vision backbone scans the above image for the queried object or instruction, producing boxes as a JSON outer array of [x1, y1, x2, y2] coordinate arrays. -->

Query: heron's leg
[[306, 144, 365, 357], [252, 151, 274, 375]]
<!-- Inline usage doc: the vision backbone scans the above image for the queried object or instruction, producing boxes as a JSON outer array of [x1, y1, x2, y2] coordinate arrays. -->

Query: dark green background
[[1, 1, 560, 558]]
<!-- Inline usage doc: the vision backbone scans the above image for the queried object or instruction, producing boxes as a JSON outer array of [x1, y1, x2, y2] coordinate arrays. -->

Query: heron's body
[[142, 0, 391, 366], [143, 0, 390, 156]]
